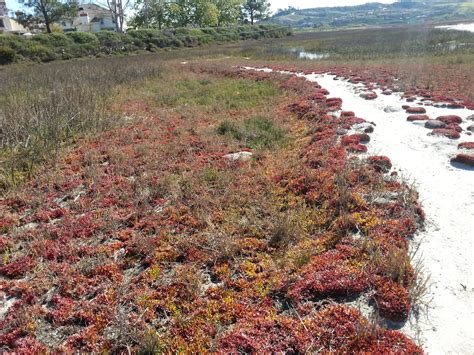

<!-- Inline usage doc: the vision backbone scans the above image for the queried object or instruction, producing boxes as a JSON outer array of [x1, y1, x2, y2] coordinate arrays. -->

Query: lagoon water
[[436, 23, 474, 33]]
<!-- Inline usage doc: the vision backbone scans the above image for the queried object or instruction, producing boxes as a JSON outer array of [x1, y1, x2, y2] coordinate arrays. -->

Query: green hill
[[271, 1, 474, 28]]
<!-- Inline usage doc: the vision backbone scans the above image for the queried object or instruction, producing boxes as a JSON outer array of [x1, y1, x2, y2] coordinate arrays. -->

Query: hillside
[[271, 1, 474, 28]]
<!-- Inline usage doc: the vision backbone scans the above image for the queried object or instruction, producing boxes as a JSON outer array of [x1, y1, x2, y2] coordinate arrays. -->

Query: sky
[[5, 0, 397, 15]]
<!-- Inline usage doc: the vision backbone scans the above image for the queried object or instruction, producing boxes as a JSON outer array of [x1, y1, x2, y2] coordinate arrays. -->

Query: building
[[0, 0, 26, 34], [58, 3, 124, 33]]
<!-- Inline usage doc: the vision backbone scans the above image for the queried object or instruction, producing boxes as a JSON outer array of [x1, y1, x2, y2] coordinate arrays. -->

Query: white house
[[0, 0, 26, 34], [58, 3, 125, 33]]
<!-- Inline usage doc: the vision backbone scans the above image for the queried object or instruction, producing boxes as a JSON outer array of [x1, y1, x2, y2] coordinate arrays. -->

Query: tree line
[[17, 0, 271, 33]]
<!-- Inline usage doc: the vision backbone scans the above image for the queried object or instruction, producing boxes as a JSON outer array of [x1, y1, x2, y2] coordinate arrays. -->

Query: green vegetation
[[0, 24, 291, 64], [132, 0, 244, 28], [0, 56, 162, 188], [239, 26, 474, 62], [216, 116, 286, 149], [153, 76, 279, 109]]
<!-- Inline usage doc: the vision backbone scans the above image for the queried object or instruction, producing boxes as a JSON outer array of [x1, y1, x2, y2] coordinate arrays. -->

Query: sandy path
[[305, 73, 474, 354]]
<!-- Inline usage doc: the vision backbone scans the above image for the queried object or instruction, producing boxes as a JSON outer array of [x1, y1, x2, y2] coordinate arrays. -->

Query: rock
[[402, 105, 410, 110], [407, 115, 429, 121], [382, 90, 392, 95], [406, 97, 416, 102], [336, 128, 348, 135], [451, 154, 474, 167], [364, 126, 374, 133], [224, 151, 253, 161], [466, 114, 474, 121], [353, 122, 373, 132], [425, 120, 447, 129], [384, 106, 400, 113], [436, 115, 462, 125], [429, 129, 460, 139], [458, 142, 474, 150], [18, 222, 39, 231], [360, 92, 378, 100], [373, 197, 391, 205], [447, 102, 464, 109], [406, 107, 426, 114], [467, 125, 474, 132]]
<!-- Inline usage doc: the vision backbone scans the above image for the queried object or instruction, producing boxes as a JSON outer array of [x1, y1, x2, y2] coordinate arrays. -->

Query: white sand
[[310, 74, 474, 354], [245, 67, 474, 353]]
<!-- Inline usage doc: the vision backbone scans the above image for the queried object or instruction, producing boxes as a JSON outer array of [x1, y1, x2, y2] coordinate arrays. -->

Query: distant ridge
[[270, 1, 474, 28]]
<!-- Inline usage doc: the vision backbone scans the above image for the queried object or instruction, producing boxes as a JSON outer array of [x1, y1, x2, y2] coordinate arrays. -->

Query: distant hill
[[270, 1, 474, 28]]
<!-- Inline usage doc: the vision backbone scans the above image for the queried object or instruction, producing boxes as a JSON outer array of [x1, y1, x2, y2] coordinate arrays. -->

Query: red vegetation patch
[[287, 249, 371, 301], [436, 115, 462, 125], [217, 305, 421, 353], [407, 115, 429, 121], [430, 128, 461, 139], [341, 111, 355, 117], [458, 142, 474, 150], [341, 133, 371, 146], [373, 279, 411, 322], [346, 144, 368, 153], [451, 153, 474, 167], [368, 156, 392, 173], [0, 256, 35, 278], [405, 107, 426, 114]]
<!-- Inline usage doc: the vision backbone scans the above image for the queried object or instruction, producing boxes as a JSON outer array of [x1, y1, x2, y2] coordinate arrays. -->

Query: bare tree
[[105, 0, 132, 32]]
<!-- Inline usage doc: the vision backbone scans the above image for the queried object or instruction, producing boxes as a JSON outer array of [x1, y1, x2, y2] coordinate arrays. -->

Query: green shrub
[[33, 33, 72, 47], [66, 32, 99, 45], [29, 44, 58, 62], [0, 45, 16, 64], [0, 25, 291, 65], [96, 31, 133, 52]]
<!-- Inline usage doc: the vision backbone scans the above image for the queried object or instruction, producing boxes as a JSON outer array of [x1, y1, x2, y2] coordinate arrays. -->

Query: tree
[[213, 0, 242, 26], [194, 0, 218, 27], [168, 0, 193, 27], [23, 0, 77, 33], [105, 0, 132, 33], [242, 0, 269, 25], [131, 0, 169, 29]]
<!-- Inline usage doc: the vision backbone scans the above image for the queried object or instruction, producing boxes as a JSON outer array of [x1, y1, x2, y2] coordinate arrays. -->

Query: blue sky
[[6, 0, 397, 15]]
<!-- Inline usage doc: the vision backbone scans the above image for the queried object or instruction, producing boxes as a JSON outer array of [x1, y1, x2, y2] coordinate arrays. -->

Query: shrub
[[66, 32, 99, 45], [0, 45, 16, 64], [29, 44, 58, 62], [32, 33, 72, 47], [95, 31, 132, 52], [0, 25, 290, 65]]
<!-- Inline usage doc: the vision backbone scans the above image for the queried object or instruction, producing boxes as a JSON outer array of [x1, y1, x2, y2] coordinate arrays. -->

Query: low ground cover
[[1, 61, 424, 352]]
